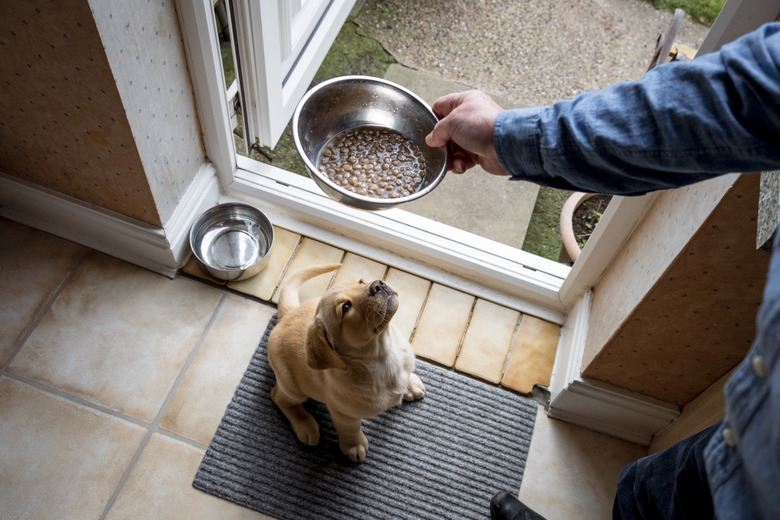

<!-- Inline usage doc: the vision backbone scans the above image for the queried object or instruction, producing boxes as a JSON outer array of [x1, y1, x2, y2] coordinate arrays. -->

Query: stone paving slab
[[386, 64, 540, 248], [356, 0, 709, 107]]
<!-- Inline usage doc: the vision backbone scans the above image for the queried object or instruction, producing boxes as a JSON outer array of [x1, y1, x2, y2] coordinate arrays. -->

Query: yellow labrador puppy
[[267, 263, 425, 462]]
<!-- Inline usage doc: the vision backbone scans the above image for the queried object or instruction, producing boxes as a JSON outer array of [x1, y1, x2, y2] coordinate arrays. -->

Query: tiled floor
[[183, 225, 562, 391], [0, 219, 647, 519]]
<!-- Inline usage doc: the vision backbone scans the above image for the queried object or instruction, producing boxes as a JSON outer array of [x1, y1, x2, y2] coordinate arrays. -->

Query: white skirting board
[[0, 163, 220, 278], [549, 291, 681, 446]]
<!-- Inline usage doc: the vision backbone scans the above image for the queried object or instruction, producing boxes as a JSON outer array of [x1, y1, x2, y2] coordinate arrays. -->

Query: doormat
[[193, 315, 538, 520]]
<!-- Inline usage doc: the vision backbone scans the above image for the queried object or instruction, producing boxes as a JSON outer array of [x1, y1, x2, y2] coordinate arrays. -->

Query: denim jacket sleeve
[[494, 22, 780, 195]]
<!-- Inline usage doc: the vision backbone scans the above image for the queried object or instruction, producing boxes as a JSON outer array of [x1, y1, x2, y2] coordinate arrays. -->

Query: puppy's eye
[[341, 302, 352, 315]]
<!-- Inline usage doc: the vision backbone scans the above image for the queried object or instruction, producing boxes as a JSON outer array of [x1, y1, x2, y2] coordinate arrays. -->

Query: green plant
[[648, 0, 727, 26], [522, 188, 571, 261]]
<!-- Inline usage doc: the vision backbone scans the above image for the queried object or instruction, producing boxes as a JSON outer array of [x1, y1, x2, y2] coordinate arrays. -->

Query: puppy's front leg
[[328, 407, 369, 462], [404, 372, 426, 401], [271, 385, 320, 446]]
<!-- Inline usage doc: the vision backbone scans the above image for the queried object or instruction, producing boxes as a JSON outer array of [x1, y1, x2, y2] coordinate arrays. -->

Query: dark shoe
[[490, 491, 546, 520]]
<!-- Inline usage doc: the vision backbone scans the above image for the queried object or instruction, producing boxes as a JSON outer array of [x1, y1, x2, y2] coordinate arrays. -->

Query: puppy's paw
[[293, 416, 320, 446], [340, 431, 369, 463], [404, 373, 426, 401]]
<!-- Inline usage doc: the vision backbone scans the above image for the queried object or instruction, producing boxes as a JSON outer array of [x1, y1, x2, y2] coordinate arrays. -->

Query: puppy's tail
[[277, 263, 341, 319]]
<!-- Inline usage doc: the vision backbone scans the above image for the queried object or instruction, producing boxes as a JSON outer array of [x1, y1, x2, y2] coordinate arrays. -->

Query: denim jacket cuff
[[494, 107, 546, 180]]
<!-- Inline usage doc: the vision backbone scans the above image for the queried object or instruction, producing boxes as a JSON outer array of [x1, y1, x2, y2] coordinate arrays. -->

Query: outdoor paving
[[245, 1, 712, 254], [386, 64, 540, 248], [353, 0, 711, 250], [354, 0, 709, 108]]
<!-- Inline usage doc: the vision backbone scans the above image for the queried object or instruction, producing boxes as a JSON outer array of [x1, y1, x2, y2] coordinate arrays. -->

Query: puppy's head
[[306, 278, 398, 371]]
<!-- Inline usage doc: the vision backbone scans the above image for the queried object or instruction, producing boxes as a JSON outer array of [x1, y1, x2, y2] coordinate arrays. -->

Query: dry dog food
[[318, 127, 427, 199]]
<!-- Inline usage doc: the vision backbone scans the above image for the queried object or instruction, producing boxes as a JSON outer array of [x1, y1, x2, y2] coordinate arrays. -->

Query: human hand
[[425, 90, 508, 176]]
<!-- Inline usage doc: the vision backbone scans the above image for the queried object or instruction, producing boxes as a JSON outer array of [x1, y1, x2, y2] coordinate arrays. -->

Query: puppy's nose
[[369, 280, 387, 295]]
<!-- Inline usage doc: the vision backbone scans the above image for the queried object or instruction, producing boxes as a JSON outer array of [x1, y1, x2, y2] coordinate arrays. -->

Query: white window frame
[[176, 0, 773, 325]]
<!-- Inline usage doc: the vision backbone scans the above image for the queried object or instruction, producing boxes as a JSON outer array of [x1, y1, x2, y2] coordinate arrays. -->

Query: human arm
[[428, 22, 780, 195]]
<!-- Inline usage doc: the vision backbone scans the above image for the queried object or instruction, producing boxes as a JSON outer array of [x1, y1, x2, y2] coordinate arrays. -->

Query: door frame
[[177, 0, 648, 322], [227, 0, 352, 148], [176, 0, 778, 444]]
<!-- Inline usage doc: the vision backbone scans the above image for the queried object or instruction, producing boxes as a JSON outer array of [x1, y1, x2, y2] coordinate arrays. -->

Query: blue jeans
[[613, 423, 719, 519]]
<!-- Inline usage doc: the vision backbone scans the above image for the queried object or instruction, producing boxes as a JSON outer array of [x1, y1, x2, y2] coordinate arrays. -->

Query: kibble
[[318, 127, 426, 199]]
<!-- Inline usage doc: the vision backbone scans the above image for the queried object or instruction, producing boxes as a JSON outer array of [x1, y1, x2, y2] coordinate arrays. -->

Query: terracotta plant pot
[[559, 192, 595, 262]]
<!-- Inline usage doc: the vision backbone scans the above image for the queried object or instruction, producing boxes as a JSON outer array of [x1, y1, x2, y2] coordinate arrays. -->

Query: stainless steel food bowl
[[292, 75, 448, 210], [189, 203, 274, 281]]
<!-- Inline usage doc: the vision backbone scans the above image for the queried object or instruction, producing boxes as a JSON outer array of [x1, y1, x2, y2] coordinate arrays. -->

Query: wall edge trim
[[0, 163, 219, 277], [550, 290, 680, 445]]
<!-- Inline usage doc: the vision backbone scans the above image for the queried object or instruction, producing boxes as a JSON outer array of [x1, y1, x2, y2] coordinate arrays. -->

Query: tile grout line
[[451, 296, 478, 366], [98, 292, 228, 520], [406, 279, 433, 344], [267, 235, 305, 302], [1, 371, 152, 430], [1, 249, 89, 374], [3, 371, 216, 449], [500, 313, 525, 384], [328, 250, 349, 288], [156, 429, 210, 451], [179, 270, 278, 308]]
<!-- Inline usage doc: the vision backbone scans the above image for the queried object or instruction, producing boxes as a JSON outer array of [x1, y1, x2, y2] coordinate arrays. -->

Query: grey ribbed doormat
[[193, 315, 537, 520]]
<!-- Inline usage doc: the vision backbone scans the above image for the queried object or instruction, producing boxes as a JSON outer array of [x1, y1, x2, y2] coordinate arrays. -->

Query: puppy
[[267, 263, 425, 462]]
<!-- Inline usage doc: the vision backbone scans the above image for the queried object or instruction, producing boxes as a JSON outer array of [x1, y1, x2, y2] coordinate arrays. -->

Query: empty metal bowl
[[189, 203, 274, 281], [292, 75, 448, 210]]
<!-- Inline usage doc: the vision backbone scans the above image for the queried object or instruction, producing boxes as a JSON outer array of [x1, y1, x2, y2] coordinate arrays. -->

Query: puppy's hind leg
[[271, 384, 320, 446]]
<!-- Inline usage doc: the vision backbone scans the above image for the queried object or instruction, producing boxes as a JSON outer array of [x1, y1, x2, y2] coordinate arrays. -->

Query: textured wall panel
[[0, 1, 160, 225], [583, 175, 769, 406]]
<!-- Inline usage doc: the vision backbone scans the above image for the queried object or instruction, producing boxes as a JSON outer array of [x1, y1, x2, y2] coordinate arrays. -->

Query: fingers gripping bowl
[[292, 76, 448, 211]]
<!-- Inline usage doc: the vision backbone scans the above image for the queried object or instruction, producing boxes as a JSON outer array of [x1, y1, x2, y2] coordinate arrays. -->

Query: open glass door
[[226, 0, 354, 149]]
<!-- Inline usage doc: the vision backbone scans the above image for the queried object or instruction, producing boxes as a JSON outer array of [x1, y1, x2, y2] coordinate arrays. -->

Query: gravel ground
[[354, 0, 710, 107]]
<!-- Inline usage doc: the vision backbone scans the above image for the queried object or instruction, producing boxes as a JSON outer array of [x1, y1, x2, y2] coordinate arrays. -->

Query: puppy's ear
[[306, 319, 347, 371]]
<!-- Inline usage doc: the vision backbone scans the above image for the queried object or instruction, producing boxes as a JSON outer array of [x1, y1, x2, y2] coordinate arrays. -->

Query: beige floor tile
[[9, 252, 223, 423], [331, 252, 387, 286], [0, 220, 85, 365], [105, 433, 271, 520], [0, 377, 146, 519], [519, 409, 646, 520], [385, 268, 431, 342], [271, 238, 344, 305], [455, 299, 519, 383], [160, 296, 276, 445], [411, 284, 473, 366], [228, 226, 301, 301], [502, 315, 561, 393]]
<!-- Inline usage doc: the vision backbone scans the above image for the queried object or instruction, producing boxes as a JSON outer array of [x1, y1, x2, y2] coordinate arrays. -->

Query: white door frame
[[228, 0, 354, 148], [178, 0, 596, 320], [176, 0, 779, 443]]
